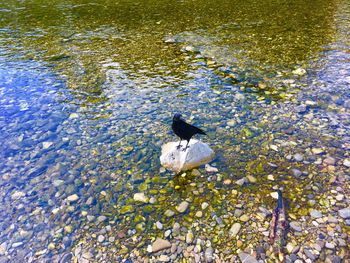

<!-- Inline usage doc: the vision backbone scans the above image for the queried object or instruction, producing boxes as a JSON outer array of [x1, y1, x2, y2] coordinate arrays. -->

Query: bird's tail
[[196, 127, 207, 135]]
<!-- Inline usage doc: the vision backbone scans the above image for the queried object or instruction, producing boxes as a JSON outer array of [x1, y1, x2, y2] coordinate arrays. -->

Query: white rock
[[270, 192, 279, 199], [176, 201, 189, 213], [133, 192, 148, 203], [42, 141, 53, 149], [343, 159, 350, 168], [205, 164, 218, 173], [229, 223, 241, 237], [160, 140, 215, 172], [292, 68, 306, 76], [67, 194, 79, 202], [69, 113, 79, 119], [11, 191, 25, 200]]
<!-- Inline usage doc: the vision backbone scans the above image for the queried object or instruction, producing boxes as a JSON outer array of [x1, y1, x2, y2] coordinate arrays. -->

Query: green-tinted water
[[0, 0, 349, 262]]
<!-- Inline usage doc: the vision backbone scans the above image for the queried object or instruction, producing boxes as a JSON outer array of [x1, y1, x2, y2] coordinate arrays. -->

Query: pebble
[[151, 238, 171, 253], [343, 158, 350, 167], [338, 207, 350, 219], [292, 68, 306, 75], [270, 192, 279, 199], [69, 113, 79, 119], [98, 235, 105, 243], [290, 221, 302, 232], [186, 231, 194, 244], [176, 201, 189, 213], [156, 221, 163, 230], [310, 209, 322, 219], [239, 214, 250, 222], [158, 255, 170, 262], [323, 156, 336, 165], [294, 153, 304, 161], [204, 247, 213, 262], [165, 210, 175, 217], [229, 223, 241, 237], [67, 194, 79, 202], [42, 141, 53, 149], [235, 177, 247, 186], [238, 252, 258, 263], [205, 164, 218, 173], [97, 216, 107, 223], [291, 169, 302, 177], [12, 242, 23, 248], [246, 175, 257, 183], [325, 242, 335, 249], [195, 211, 203, 218], [133, 192, 148, 203], [11, 191, 25, 200], [267, 174, 274, 181], [201, 202, 209, 210], [295, 105, 307, 113], [312, 148, 324, 155]]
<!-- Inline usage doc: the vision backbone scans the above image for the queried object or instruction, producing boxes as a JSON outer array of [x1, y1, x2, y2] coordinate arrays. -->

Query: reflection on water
[[0, 0, 349, 262]]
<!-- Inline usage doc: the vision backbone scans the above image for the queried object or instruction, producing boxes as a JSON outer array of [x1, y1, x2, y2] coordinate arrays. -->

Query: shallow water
[[0, 0, 349, 262]]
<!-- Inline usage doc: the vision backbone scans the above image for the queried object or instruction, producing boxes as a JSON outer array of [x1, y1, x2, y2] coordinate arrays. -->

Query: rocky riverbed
[[1, 0, 350, 262]]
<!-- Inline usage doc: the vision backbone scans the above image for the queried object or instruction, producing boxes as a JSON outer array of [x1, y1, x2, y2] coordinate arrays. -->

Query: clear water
[[0, 0, 349, 261]]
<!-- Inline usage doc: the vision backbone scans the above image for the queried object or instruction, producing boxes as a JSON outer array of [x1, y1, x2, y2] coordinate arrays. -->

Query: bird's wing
[[182, 121, 206, 135]]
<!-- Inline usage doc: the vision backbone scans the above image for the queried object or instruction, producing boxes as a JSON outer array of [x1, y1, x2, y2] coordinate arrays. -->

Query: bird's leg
[[176, 140, 182, 150], [183, 140, 190, 151]]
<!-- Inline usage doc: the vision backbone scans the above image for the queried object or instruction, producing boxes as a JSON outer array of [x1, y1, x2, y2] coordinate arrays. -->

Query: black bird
[[172, 113, 206, 150]]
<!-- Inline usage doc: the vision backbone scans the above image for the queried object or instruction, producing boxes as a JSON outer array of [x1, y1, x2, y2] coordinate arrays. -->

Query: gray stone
[[176, 201, 189, 213], [165, 210, 175, 217], [310, 210, 322, 219], [160, 140, 215, 172], [238, 252, 258, 263], [304, 248, 317, 260], [229, 223, 241, 237], [323, 157, 336, 165], [205, 247, 213, 262], [338, 207, 350, 219], [290, 221, 302, 232], [294, 153, 304, 162], [151, 238, 171, 253], [295, 105, 307, 113]]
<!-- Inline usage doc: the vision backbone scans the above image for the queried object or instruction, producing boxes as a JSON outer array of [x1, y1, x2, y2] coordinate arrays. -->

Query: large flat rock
[[160, 140, 215, 172]]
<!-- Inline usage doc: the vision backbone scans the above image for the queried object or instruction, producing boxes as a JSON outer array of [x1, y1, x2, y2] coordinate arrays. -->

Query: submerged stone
[[151, 238, 171, 253], [160, 140, 215, 172]]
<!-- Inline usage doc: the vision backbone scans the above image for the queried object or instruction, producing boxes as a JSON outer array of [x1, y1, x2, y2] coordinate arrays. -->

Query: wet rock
[[204, 247, 213, 262], [160, 140, 215, 172], [343, 159, 350, 167], [11, 191, 25, 202], [205, 164, 218, 173], [165, 210, 175, 217], [338, 207, 350, 219], [229, 223, 241, 237], [291, 169, 302, 177], [133, 192, 148, 203], [176, 201, 189, 213], [292, 68, 306, 76], [304, 248, 317, 261], [151, 238, 171, 253], [67, 194, 79, 202], [310, 210, 322, 219], [323, 156, 336, 165], [238, 252, 258, 263], [246, 175, 257, 183], [158, 255, 170, 262], [186, 231, 194, 244], [235, 177, 247, 186], [98, 235, 105, 243], [290, 221, 302, 232], [295, 105, 307, 113], [294, 153, 304, 162], [156, 221, 163, 230]]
